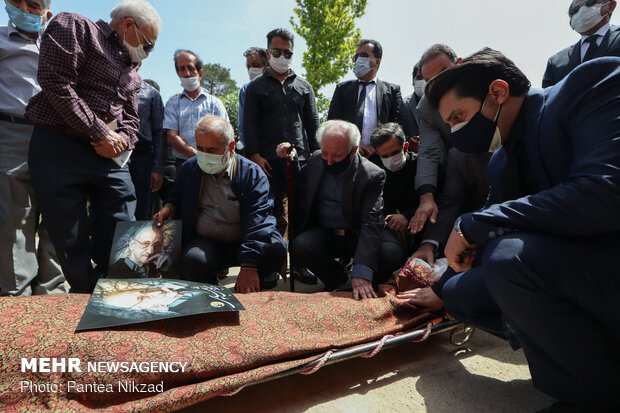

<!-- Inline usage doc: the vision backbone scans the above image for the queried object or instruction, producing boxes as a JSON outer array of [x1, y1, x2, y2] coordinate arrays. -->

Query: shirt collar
[[7, 19, 42, 43], [180, 87, 207, 100], [358, 76, 377, 85], [580, 22, 610, 42]]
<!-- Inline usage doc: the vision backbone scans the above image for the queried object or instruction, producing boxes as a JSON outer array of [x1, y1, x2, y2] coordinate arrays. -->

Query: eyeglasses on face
[[568, 0, 603, 17], [270, 48, 293, 59], [135, 24, 154, 53]]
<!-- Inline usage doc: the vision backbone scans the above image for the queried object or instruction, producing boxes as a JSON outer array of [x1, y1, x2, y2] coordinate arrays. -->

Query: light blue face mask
[[5, 1, 44, 33], [196, 150, 230, 175]]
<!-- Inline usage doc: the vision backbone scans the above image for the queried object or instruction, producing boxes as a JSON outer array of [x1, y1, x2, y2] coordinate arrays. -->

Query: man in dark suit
[[400, 63, 424, 148], [542, 0, 619, 87], [410, 148, 491, 265], [327, 39, 403, 160], [400, 49, 620, 411], [277, 120, 403, 300]]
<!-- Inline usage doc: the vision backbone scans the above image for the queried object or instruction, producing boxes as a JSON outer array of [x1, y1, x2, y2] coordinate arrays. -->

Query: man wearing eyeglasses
[[327, 39, 404, 162], [243, 28, 320, 284], [542, 0, 619, 87], [25, 0, 162, 293]]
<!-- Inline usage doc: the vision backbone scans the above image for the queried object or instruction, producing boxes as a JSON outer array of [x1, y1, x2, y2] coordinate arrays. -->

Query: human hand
[[396, 287, 443, 313], [408, 136, 420, 153], [408, 193, 438, 234], [91, 131, 127, 158], [358, 145, 376, 159], [249, 153, 272, 178], [385, 214, 409, 232], [153, 205, 174, 227], [276, 142, 297, 159], [150, 172, 163, 192], [411, 242, 436, 266], [235, 268, 260, 293], [445, 229, 476, 273], [352, 277, 378, 300]]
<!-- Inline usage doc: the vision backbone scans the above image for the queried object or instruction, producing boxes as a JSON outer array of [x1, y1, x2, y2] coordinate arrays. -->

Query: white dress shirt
[[357, 77, 377, 146]]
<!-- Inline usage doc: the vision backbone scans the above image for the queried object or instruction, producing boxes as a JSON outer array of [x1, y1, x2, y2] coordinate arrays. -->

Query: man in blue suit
[[399, 49, 620, 411], [154, 116, 285, 293], [542, 0, 619, 87]]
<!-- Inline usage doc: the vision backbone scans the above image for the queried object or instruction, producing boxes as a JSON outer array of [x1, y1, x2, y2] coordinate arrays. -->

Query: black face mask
[[322, 150, 354, 175], [449, 99, 502, 153]]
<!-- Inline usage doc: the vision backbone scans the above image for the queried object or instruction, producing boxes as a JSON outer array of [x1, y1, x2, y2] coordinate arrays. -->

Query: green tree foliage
[[201, 63, 238, 97], [219, 92, 240, 136], [290, 0, 367, 114]]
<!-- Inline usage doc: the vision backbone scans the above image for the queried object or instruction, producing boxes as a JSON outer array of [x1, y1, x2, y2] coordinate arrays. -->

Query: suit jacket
[[295, 152, 386, 272], [327, 78, 404, 129], [414, 96, 451, 193], [542, 25, 620, 88], [400, 92, 421, 138], [422, 148, 491, 248], [165, 155, 285, 264], [461, 57, 620, 246]]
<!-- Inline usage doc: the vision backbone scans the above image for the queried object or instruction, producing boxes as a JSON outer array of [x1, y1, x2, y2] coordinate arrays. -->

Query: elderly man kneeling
[[155, 116, 285, 293], [277, 120, 406, 300]]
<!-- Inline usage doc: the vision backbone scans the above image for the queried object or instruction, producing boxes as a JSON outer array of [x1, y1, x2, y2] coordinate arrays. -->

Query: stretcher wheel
[[450, 324, 475, 346]]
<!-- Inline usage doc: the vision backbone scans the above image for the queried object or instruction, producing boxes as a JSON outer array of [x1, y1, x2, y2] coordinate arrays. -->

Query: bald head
[[317, 120, 360, 166]]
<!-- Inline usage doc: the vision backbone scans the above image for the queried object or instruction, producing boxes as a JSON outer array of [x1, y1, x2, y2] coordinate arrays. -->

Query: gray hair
[[42, 0, 52, 10], [110, 0, 162, 31], [419, 44, 458, 69], [316, 120, 360, 151], [195, 116, 234, 146]]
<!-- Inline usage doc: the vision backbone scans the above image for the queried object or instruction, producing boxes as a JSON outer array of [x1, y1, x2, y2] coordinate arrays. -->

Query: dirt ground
[[179, 270, 554, 413]]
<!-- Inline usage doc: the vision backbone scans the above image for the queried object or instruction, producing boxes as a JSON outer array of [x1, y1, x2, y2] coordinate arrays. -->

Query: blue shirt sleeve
[[351, 264, 373, 282], [162, 96, 179, 131]]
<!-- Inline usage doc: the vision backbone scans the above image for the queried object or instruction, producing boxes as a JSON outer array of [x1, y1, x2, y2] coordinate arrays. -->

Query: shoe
[[216, 269, 228, 280], [292, 267, 318, 285], [261, 272, 279, 290]]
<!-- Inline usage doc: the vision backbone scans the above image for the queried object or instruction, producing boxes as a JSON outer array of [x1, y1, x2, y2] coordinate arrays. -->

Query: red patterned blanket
[[0, 291, 428, 412]]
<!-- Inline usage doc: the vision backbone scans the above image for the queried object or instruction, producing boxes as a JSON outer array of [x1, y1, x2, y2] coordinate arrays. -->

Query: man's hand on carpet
[[236, 268, 260, 293], [352, 277, 377, 300], [397, 287, 443, 313]]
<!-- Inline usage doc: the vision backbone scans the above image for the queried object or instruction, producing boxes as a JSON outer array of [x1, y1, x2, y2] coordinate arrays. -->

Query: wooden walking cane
[[286, 147, 295, 292]]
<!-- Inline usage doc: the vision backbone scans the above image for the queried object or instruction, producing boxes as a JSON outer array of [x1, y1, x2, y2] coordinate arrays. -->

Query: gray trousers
[[0, 120, 66, 296]]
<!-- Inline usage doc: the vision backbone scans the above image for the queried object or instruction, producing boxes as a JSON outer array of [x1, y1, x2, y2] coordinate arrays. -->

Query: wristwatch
[[454, 216, 471, 244]]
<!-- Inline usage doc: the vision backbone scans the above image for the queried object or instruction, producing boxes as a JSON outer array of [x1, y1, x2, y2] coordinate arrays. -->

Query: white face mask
[[248, 67, 263, 81], [353, 57, 372, 79], [269, 55, 292, 74], [381, 151, 407, 172], [180, 76, 201, 92], [570, 3, 605, 33], [413, 79, 426, 97], [123, 25, 148, 64]]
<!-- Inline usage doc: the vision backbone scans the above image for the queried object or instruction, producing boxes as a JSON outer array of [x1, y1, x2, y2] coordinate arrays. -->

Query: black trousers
[[28, 127, 136, 293], [291, 227, 406, 290], [439, 233, 620, 408], [180, 235, 286, 288]]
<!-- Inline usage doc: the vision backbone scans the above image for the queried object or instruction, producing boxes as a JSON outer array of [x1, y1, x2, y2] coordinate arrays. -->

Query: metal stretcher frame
[[221, 319, 475, 396]]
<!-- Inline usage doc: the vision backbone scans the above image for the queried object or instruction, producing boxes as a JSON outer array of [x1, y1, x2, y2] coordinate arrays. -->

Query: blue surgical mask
[[5, 1, 44, 33], [196, 150, 230, 175]]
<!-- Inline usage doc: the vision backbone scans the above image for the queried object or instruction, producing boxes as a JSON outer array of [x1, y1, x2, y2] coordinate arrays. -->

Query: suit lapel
[[375, 79, 384, 121], [595, 26, 619, 58], [567, 40, 581, 70]]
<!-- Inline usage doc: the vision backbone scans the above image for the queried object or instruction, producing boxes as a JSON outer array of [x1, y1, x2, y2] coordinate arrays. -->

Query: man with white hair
[[0, 0, 66, 296], [25, 0, 161, 293], [155, 116, 285, 294], [277, 120, 403, 300]]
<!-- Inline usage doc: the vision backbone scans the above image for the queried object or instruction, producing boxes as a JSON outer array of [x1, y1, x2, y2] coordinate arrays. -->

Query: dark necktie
[[354, 81, 374, 132], [582, 35, 601, 62]]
